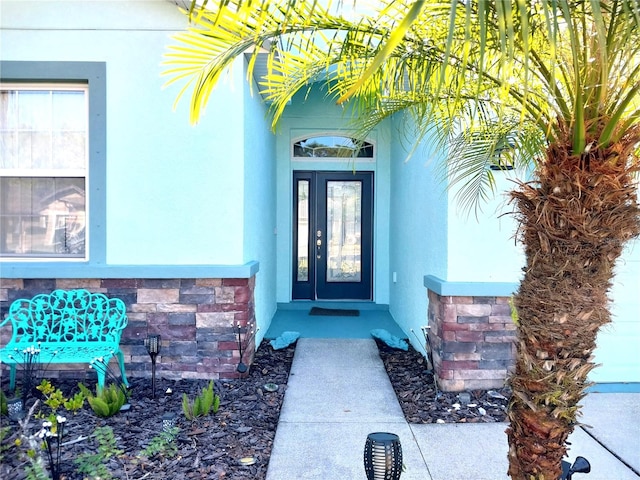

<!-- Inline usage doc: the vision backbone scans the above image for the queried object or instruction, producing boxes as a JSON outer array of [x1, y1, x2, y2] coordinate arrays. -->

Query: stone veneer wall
[[427, 290, 517, 392], [0, 277, 256, 382]]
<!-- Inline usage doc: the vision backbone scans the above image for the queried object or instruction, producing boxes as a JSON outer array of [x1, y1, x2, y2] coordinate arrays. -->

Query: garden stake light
[[420, 326, 440, 398], [39, 416, 66, 480], [560, 456, 591, 480], [235, 322, 248, 373], [7, 397, 24, 421], [410, 328, 431, 371], [89, 355, 130, 400], [161, 412, 177, 433], [6, 343, 56, 407], [144, 334, 161, 398], [364, 432, 403, 480]]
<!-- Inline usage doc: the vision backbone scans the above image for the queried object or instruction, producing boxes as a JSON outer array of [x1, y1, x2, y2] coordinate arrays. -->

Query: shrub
[[182, 380, 220, 421], [78, 383, 126, 418]]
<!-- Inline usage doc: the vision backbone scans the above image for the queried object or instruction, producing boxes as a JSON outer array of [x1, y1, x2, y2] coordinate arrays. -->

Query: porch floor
[[265, 302, 406, 339]]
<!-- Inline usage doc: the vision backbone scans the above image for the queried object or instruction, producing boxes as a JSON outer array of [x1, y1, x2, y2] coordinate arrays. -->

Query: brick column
[[427, 290, 517, 392]]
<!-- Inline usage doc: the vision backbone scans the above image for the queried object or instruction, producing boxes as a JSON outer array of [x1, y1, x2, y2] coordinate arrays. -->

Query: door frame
[[292, 170, 374, 300]]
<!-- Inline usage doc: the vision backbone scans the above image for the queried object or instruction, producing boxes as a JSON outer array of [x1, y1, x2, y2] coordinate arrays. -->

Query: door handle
[[316, 230, 322, 258]]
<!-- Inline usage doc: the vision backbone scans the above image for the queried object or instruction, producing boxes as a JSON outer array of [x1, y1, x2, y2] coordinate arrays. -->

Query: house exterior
[[1, 0, 638, 391]]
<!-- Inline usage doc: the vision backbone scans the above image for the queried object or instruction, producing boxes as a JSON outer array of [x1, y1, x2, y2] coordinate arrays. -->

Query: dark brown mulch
[[375, 339, 511, 424], [1, 340, 295, 480], [1, 339, 510, 480]]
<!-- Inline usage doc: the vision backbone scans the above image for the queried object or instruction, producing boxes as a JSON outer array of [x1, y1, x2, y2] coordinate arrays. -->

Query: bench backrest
[[6, 289, 128, 345]]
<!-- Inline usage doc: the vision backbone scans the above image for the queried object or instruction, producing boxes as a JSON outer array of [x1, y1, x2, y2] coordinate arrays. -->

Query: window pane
[[53, 132, 86, 169], [52, 90, 85, 130], [0, 132, 19, 169], [19, 91, 51, 130], [296, 180, 309, 281], [1, 85, 88, 259], [0, 177, 86, 257], [0, 91, 18, 129], [326, 181, 362, 282], [293, 135, 374, 158], [0, 87, 87, 172]]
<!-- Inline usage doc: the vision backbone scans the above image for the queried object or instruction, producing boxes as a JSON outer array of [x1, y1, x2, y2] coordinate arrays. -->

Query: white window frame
[[0, 82, 90, 260]]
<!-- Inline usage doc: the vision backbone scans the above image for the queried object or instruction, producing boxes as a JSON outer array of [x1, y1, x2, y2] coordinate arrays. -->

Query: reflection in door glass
[[297, 180, 309, 281], [326, 181, 361, 282]]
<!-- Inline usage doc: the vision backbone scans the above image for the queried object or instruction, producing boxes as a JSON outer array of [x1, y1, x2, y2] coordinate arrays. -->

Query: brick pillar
[[427, 290, 516, 392]]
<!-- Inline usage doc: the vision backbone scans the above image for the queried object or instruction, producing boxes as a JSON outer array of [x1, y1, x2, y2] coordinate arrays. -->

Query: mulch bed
[[1, 339, 510, 479], [375, 339, 511, 424], [1, 341, 295, 480]]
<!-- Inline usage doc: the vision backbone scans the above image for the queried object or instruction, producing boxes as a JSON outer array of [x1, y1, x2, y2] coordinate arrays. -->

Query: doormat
[[309, 307, 360, 317]]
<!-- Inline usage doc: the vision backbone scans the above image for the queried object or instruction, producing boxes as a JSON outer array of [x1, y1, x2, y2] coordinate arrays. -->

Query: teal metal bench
[[0, 289, 130, 391]]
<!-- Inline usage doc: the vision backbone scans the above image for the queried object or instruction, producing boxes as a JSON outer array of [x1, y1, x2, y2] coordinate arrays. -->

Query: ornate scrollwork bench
[[0, 289, 129, 391]]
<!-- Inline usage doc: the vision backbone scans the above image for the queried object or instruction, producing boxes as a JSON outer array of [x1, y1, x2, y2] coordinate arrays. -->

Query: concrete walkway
[[266, 338, 640, 480]]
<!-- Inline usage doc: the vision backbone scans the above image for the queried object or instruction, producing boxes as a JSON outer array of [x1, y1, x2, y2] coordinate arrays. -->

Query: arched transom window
[[293, 135, 374, 159]]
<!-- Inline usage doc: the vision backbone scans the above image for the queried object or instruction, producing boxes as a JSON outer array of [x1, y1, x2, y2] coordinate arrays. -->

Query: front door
[[292, 171, 373, 300]]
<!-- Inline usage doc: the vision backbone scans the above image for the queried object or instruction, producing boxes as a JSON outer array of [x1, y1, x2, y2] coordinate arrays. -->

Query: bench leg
[[9, 364, 17, 392], [115, 350, 130, 387], [96, 367, 107, 393]]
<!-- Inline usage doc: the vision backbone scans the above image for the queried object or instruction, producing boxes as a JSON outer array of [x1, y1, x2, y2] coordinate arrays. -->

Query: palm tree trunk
[[506, 141, 640, 480]]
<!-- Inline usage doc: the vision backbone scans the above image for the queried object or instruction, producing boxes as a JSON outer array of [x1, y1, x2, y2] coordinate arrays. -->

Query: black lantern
[[560, 456, 591, 480], [144, 334, 161, 398], [161, 412, 177, 433], [7, 397, 24, 421], [364, 432, 403, 480]]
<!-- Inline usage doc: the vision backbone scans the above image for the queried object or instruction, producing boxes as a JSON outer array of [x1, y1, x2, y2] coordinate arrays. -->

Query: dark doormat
[[309, 307, 360, 317]]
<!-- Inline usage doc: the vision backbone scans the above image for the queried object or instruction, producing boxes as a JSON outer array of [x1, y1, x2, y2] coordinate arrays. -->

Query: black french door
[[292, 171, 373, 300]]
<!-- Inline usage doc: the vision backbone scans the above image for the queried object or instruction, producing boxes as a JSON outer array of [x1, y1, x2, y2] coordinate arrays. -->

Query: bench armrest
[[0, 315, 14, 329]]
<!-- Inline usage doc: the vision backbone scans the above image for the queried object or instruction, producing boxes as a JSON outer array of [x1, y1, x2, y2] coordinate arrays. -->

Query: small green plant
[[78, 383, 126, 418], [36, 379, 66, 411], [35, 380, 84, 433], [509, 296, 519, 326], [182, 380, 220, 421], [138, 427, 179, 460], [74, 426, 122, 480], [0, 389, 7, 416], [0, 425, 12, 462], [63, 391, 85, 413]]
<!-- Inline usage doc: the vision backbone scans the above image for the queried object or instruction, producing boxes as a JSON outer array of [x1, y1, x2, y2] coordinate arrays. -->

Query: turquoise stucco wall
[[388, 116, 448, 355], [592, 239, 640, 383], [446, 172, 524, 282], [241, 61, 278, 344], [0, 0, 247, 265]]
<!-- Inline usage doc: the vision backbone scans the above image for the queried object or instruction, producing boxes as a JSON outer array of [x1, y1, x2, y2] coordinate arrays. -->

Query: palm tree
[[163, 1, 640, 478]]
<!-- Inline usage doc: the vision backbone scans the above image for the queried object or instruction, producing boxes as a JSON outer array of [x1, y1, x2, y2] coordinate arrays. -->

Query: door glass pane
[[326, 181, 361, 282], [296, 180, 309, 281]]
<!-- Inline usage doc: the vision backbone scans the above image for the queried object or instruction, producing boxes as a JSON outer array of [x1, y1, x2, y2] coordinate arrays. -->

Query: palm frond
[[165, 0, 640, 210]]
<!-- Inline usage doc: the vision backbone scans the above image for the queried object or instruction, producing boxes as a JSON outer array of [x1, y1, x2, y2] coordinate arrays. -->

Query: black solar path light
[[560, 456, 591, 480], [161, 412, 177, 433], [364, 432, 403, 480], [235, 322, 248, 373], [144, 334, 161, 398]]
